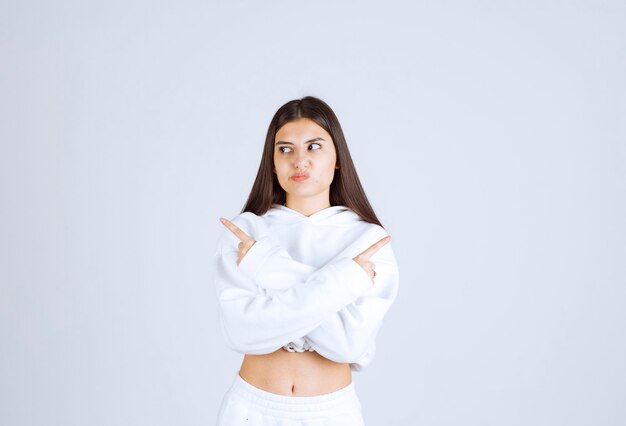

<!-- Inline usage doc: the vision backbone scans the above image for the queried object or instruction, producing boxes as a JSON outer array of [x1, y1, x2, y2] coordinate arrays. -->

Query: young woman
[[214, 96, 400, 425]]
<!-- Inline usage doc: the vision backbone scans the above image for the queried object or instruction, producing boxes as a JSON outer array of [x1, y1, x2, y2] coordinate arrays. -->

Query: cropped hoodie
[[214, 203, 400, 372]]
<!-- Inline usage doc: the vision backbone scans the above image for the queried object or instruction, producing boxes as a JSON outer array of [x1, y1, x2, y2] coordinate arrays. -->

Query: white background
[[1, 1, 624, 425]]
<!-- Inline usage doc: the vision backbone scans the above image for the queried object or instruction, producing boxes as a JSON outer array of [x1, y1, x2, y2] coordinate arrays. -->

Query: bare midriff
[[238, 348, 352, 396]]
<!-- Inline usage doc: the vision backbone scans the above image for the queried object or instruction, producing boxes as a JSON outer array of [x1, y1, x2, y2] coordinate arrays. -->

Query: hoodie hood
[[257, 203, 371, 266], [263, 203, 363, 227]]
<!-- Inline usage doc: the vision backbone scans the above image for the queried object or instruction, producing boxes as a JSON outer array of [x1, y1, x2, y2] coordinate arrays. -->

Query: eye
[[309, 143, 321, 150], [278, 146, 292, 153]]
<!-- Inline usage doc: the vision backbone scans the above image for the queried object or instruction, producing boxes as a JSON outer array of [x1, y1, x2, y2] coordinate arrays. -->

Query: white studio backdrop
[[1, 1, 624, 425]]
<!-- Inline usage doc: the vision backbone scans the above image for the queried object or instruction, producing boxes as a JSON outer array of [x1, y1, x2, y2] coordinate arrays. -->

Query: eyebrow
[[275, 137, 326, 146]]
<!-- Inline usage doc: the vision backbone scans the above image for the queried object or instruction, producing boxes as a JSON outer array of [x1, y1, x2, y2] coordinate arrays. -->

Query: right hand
[[353, 235, 391, 281], [219, 217, 256, 266]]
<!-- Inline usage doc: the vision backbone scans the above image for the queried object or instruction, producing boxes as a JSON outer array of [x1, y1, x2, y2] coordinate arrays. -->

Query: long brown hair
[[240, 96, 383, 228]]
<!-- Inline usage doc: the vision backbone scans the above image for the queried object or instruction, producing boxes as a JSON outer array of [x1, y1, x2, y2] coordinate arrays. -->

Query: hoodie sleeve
[[214, 231, 374, 355], [307, 243, 399, 372], [234, 230, 400, 372]]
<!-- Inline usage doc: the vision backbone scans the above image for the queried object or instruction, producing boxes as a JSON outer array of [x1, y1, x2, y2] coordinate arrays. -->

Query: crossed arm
[[214, 217, 399, 370]]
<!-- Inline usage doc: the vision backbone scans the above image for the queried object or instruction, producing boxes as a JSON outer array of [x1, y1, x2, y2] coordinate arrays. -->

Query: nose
[[294, 153, 310, 170]]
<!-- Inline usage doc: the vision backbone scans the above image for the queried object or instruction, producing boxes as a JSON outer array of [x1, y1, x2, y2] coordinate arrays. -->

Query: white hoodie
[[214, 203, 399, 372]]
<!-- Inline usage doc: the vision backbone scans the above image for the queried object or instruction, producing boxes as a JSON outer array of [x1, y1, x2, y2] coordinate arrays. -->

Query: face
[[273, 118, 338, 206]]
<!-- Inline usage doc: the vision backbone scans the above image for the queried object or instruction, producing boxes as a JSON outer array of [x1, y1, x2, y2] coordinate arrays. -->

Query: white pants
[[216, 372, 365, 425]]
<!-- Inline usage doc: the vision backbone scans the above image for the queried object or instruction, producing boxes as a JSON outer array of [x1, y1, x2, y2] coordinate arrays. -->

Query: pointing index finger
[[219, 217, 253, 243], [359, 235, 391, 260]]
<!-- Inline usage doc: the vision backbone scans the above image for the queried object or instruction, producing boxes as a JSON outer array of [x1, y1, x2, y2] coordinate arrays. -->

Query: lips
[[291, 173, 309, 182]]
